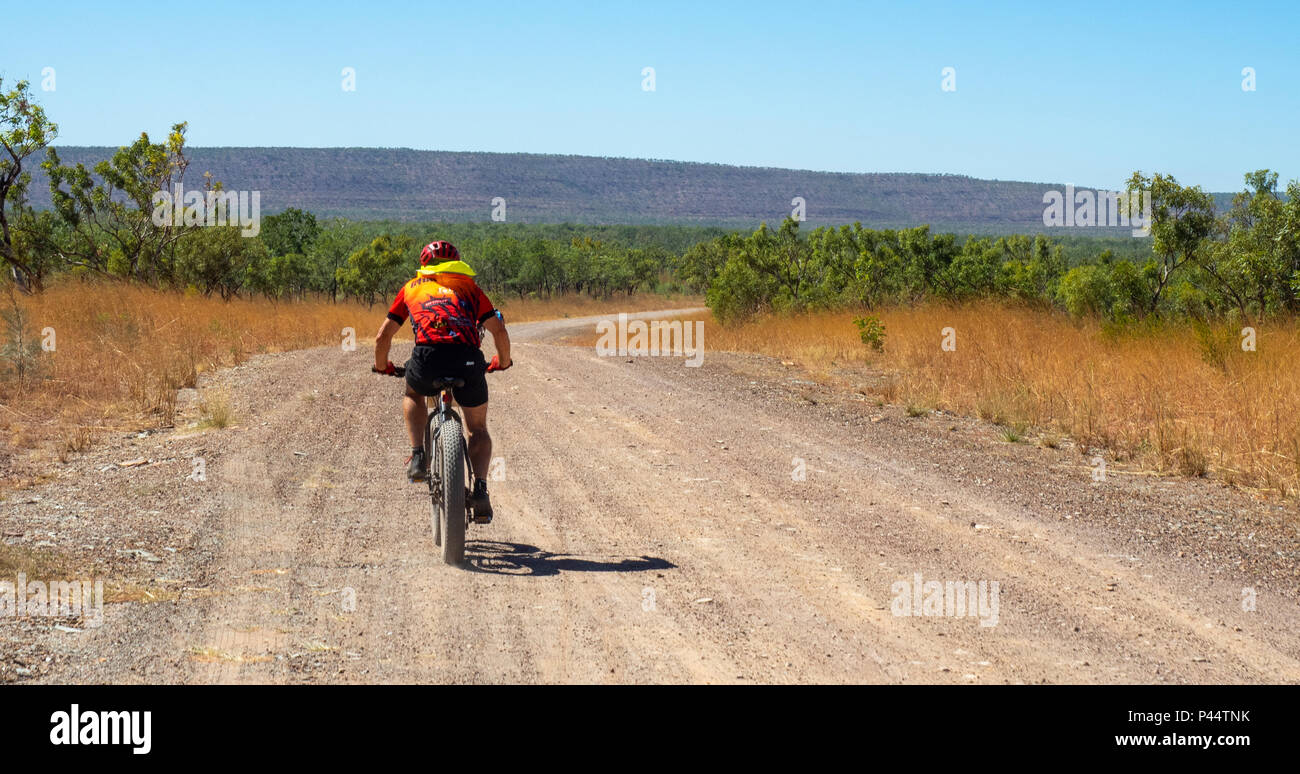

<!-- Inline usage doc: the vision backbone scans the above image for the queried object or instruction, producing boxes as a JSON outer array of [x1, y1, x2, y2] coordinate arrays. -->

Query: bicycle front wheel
[[433, 413, 466, 565]]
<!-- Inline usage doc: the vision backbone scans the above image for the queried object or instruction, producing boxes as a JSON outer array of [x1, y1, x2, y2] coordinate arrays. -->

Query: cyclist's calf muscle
[[403, 387, 426, 448], [462, 403, 492, 479]]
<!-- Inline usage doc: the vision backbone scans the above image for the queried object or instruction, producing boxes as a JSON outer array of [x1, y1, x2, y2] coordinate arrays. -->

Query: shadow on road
[[465, 540, 676, 577]]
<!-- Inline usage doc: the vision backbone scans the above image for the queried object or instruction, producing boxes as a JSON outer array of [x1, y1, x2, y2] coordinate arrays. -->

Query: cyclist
[[372, 240, 511, 518]]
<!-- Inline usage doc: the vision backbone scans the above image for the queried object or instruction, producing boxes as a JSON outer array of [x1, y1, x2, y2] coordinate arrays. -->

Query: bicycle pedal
[[472, 511, 492, 524]]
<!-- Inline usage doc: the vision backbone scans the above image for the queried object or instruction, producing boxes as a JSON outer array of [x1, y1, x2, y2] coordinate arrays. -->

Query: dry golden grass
[[0, 542, 73, 579], [695, 303, 1300, 497], [196, 389, 235, 430], [104, 582, 181, 604], [186, 646, 273, 664], [0, 281, 388, 483]]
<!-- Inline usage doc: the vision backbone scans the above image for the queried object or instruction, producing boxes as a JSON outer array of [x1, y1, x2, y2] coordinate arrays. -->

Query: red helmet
[[419, 240, 459, 266]]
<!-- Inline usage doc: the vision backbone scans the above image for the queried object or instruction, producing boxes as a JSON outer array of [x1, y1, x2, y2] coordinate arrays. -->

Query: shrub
[[852, 315, 886, 352]]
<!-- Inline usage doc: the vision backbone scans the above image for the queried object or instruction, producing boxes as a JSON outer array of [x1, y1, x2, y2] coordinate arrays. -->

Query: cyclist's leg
[[462, 403, 491, 479], [462, 402, 494, 518], [402, 348, 437, 450], [403, 385, 427, 448]]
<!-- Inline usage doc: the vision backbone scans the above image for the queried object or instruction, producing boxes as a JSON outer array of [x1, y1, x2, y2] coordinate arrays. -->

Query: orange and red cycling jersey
[[387, 268, 496, 349]]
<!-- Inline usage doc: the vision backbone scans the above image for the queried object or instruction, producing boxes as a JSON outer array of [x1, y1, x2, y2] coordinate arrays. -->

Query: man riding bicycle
[[372, 240, 512, 519]]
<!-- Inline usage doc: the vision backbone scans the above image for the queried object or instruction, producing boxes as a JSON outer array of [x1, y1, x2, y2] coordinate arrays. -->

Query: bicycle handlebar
[[373, 360, 511, 378]]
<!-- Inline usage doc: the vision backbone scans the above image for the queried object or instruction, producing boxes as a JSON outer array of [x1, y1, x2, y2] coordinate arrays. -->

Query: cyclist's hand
[[487, 355, 512, 373], [372, 360, 397, 375]]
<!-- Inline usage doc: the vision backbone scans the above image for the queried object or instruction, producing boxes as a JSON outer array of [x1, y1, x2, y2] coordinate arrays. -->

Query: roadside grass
[[0, 542, 176, 606], [1000, 422, 1028, 443], [611, 303, 1300, 498], [197, 389, 235, 430], [0, 542, 72, 579], [187, 646, 272, 664], [105, 583, 182, 604], [1, 281, 385, 457]]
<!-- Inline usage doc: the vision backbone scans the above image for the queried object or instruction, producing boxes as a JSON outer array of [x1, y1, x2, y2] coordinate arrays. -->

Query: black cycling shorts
[[404, 343, 489, 407]]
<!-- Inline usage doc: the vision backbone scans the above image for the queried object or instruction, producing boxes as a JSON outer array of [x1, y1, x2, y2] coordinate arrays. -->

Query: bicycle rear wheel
[[426, 412, 441, 548], [432, 413, 467, 565]]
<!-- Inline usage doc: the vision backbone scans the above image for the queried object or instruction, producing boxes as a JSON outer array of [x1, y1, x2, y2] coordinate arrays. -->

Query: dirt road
[[7, 309, 1300, 684]]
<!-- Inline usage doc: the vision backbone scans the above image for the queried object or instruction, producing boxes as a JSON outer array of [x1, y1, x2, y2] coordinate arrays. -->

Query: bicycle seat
[[433, 376, 466, 389]]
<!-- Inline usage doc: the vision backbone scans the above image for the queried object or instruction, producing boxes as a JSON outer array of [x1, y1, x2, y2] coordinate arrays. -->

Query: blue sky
[[5, 0, 1297, 190]]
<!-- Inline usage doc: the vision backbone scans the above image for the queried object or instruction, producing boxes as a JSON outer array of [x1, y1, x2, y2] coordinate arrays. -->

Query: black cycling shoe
[[471, 479, 493, 523], [407, 449, 429, 482]]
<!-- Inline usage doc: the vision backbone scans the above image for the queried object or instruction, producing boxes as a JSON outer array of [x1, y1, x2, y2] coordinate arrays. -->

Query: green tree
[[176, 226, 268, 300], [335, 235, 412, 306], [308, 218, 365, 300], [45, 122, 196, 285], [261, 208, 320, 258], [677, 236, 734, 292], [0, 79, 58, 291], [1126, 171, 1216, 315], [1211, 170, 1300, 319]]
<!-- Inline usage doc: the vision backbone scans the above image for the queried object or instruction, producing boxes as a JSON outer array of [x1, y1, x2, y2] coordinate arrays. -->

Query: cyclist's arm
[[374, 318, 401, 371], [375, 288, 409, 370], [483, 315, 511, 369]]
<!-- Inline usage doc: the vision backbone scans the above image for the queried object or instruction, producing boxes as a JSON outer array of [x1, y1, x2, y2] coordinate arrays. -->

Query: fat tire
[[436, 414, 467, 565], [427, 412, 441, 547]]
